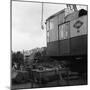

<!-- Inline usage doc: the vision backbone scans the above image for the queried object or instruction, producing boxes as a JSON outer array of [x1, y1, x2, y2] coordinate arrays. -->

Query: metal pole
[[41, 2, 44, 30]]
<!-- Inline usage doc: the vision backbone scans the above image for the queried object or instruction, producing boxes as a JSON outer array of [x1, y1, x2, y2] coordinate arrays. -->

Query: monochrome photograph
[[11, 0, 88, 89]]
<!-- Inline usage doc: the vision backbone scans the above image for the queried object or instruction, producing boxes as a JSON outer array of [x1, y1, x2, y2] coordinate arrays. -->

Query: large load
[[45, 7, 87, 73]]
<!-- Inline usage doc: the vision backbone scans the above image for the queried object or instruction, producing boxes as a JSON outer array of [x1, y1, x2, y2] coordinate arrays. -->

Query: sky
[[12, 1, 87, 51]]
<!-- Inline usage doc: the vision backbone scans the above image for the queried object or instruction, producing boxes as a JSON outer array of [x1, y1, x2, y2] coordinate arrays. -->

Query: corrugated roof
[[46, 9, 65, 21]]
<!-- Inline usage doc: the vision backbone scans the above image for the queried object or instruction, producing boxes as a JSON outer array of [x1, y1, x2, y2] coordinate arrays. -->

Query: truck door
[[58, 22, 70, 56]]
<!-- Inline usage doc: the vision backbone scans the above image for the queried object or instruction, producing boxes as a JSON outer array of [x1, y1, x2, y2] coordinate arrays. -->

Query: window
[[46, 21, 50, 31], [60, 25, 64, 39], [50, 19, 54, 30], [47, 31, 50, 42], [59, 25, 65, 40], [59, 23, 69, 40]]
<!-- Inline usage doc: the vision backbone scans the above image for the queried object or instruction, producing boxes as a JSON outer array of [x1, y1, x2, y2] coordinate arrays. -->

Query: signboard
[[73, 20, 83, 29], [70, 16, 87, 38]]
